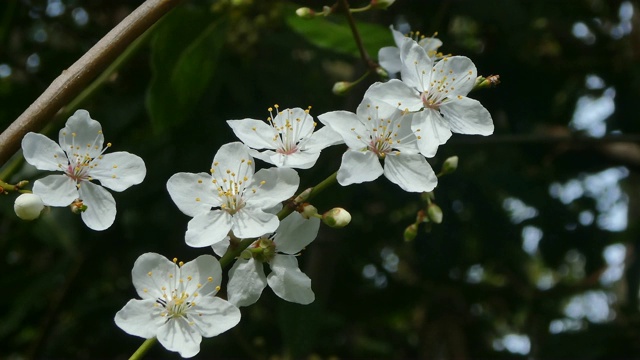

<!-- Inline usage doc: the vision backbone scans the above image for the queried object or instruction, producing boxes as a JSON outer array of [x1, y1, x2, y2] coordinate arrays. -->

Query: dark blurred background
[[2, 0, 640, 358]]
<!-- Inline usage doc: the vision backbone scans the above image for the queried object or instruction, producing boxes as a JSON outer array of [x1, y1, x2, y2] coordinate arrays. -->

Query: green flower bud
[[332, 81, 352, 96], [322, 207, 351, 228], [296, 7, 315, 19], [441, 156, 459, 175], [427, 203, 443, 224], [375, 66, 389, 78], [404, 224, 418, 242], [14, 193, 45, 220]]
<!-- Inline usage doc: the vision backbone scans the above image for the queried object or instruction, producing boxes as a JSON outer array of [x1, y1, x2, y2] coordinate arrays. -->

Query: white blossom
[[21, 110, 146, 230], [227, 105, 342, 169], [367, 40, 494, 157], [213, 212, 319, 307], [318, 98, 437, 192], [167, 142, 299, 248], [114, 253, 240, 358], [378, 25, 443, 76]]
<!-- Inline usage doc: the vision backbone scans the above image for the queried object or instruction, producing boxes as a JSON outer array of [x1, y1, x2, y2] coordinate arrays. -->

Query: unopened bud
[[14, 193, 45, 220], [370, 0, 396, 10], [404, 224, 418, 242], [427, 203, 443, 224], [296, 7, 315, 19], [322, 207, 351, 228], [375, 66, 389, 78], [332, 81, 352, 95], [301, 204, 319, 219], [474, 74, 500, 90], [440, 156, 458, 175]]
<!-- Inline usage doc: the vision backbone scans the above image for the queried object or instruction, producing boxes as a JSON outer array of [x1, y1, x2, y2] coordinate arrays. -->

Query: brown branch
[[0, 0, 183, 167], [339, 0, 378, 71]]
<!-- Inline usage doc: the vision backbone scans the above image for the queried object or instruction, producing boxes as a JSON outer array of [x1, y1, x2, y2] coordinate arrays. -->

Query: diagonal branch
[[0, 0, 183, 167]]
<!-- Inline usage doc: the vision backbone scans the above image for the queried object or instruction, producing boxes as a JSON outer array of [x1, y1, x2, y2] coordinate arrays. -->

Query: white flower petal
[[213, 142, 254, 179], [180, 254, 222, 296], [32, 175, 78, 206], [400, 40, 433, 91], [22, 132, 67, 171], [190, 297, 241, 337], [59, 110, 104, 160], [419, 37, 443, 52], [157, 317, 202, 358], [244, 167, 299, 209], [273, 108, 314, 135], [274, 212, 320, 254], [267, 255, 314, 305], [378, 46, 402, 74], [227, 119, 279, 150], [185, 210, 232, 248], [337, 150, 383, 186], [89, 151, 146, 192], [211, 236, 231, 257], [131, 252, 177, 300], [227, 257, 267, 307], [114, 299, 164, 339], [410, 110, 452, 157], [167, 172, 219, 217], [356, 97, 400, 120], [267, 150, 320, 169], [303, 125, 344, 152], [384, 153, 437, 192], [317, 110, 367, 150], [433, 56, 476, 96], [363, 80, 423, 111], [78, 181, 116, 231], [440, 96, 494, 136], [231, 208, 279, 239]]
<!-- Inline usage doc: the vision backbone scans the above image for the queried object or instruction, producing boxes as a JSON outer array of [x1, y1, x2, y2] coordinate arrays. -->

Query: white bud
[[14, 193, 45, 220], [322, 207, 352, 228]]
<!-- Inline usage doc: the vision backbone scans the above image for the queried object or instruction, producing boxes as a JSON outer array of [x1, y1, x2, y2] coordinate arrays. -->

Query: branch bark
[[0, 0, 183, 167]]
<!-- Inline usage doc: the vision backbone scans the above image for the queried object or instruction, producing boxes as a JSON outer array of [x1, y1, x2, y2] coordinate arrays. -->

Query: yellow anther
[[215, 285, 221, 291], [113, 165, 118, 168], [195, 197, 201, 202], [207, 276, 213, 282], [107, 143, 112, 147], [173, 258, 178, 263], [178, 261, 184, 267], [148, 271, 153, 276], [260, 180, 266, 185], [72, 132, 77, 137]]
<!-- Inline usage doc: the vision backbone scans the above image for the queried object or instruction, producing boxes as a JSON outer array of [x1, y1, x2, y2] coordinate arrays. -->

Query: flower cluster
[[13, 14, 495, 358]]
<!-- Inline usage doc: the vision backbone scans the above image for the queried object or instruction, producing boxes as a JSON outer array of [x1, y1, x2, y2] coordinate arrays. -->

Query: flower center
[[149, 258, 218, 324], [354, 104, 412, 159], [61, 131, 112, 184], [210, 158, 257, 215], [267, 105, 315, 155]]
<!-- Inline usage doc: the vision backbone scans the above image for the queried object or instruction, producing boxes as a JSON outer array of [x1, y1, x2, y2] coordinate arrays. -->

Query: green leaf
[[284, 5, 393, 59], [147, 7, 228, 132]]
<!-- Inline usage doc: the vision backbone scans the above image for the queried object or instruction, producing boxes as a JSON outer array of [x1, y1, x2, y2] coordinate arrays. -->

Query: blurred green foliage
[[2, 0, 640, 359]]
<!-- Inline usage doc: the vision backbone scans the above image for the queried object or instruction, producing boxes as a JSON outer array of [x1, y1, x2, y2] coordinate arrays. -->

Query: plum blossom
[[21, 109, 146, 230], [212, 212, 319, 307], [367, 40, 494, 157], [114, 253, 240, 358], [167, 142, 299, 248], [378, 25, 443, 76], [318, 98, 437, 192], [227, 105, 342, 169]]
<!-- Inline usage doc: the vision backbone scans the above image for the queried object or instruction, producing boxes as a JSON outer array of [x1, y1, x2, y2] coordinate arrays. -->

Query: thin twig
[[339, 0, 378, 71], [0, 0, 183, 167]]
